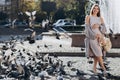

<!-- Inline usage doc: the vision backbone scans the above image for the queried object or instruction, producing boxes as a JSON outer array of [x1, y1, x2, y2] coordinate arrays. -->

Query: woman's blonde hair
[[90, 4, 101, 17]]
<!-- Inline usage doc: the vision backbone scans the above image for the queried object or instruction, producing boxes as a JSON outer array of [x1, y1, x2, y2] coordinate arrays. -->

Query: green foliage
[[41, 1, 56, 13], [85, 1, 93, 15], [35, 11, 47, 23], [53, 8, 66, 21], [22, 1, 36, 12], [50, 0, 86, 24], [3, 0, 89, 25], [55, 0, 76, 10], [18, 13, 28, 21]]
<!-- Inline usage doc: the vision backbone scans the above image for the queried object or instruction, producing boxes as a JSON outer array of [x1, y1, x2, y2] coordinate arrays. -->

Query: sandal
[[91, 70, 98, 76], [94, 71, 98, 75], [103, 70, 107, 77]]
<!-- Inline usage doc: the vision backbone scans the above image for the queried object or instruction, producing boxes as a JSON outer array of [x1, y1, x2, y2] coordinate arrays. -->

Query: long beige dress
[[89, 16, 102, 57]]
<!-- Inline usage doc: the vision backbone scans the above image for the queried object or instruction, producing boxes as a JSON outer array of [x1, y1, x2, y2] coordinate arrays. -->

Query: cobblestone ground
[[58, 57, 120, 79], [0, 32, 120, 80]]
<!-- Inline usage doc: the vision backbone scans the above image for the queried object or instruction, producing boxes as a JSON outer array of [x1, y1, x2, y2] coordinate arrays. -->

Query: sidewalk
[[0, 30, 120, 79]]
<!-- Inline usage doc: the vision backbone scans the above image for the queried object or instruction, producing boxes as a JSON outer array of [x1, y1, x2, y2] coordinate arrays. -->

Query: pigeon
[[81, 48, 85, 51], [11, 52, 14, 56], [58, 66, 66, 75], [67, 61, 72, 67], [38, 70, 48, 80], [43, 54, 49, 61], [53, 53, 58, 58], [109, 28, 113, 34], [23, 49, 25, 52], [44, 44, 48, 48], [29, 74, 35, 80], [31, 31, 36, 39], [0, 75, 4, 79], [7, 71, 20, 78], [35, 52, 39, 56], [23, 65, 31, 79], [49, 57, 53, 64], [19, 52, 22, 56], [29, 40, 35, 44], [47, 67, 55, 75], [27, 53, 31, 56], [59, 44, 62, 48], [56, 33, 60, 40], [97, 74, 106, 80], [37, 45, 40, 49], [109, 28, 118, 39], [87, 58, 93, 64], [2, 45, 8, 50], [76, 69, 86, 76], [57, 73, 63, 80], [24, 28, 36, 44]]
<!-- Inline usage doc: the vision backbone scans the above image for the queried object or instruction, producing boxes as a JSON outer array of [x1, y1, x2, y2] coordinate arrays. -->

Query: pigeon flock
[[0, 33, 120, 80], [0, 36, 69, 80]]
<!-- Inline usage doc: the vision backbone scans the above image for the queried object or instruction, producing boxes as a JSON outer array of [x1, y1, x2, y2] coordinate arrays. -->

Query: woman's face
[[92, 6, 99, 15]]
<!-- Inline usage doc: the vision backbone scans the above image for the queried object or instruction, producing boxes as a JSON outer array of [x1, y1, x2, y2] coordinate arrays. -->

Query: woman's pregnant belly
[[92, 28, 101, 35]]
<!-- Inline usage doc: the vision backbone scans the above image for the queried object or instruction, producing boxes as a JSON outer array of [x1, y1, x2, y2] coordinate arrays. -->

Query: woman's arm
[[100, 17, 107, 34], [85, 15, 90, 25], [85, 15, 96, 39]]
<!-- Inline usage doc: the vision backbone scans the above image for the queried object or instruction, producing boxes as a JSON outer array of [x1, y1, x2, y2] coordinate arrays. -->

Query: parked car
[[0, 20, 29, 28], [53, 19, 76, 27], [14, 20, 28, 28]]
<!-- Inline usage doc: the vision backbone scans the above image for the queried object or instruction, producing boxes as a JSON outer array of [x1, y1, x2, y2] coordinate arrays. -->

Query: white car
[[53, 19, 76, 27]]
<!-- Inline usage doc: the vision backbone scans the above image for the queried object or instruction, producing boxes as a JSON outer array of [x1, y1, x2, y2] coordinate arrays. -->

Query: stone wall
[[70, 34, 120, 48]]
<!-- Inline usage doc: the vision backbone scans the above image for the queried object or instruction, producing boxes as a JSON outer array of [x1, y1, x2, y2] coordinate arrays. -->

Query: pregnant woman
[[84, 4, 107, 76]]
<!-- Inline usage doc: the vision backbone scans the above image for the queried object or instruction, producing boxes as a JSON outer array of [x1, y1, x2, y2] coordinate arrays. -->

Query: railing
[[53, 25, 85, 33]]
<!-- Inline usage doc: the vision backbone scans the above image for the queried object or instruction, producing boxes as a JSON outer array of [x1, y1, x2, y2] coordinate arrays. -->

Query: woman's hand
[[96, 34, 101, 39], [92, 24, 99, 29]]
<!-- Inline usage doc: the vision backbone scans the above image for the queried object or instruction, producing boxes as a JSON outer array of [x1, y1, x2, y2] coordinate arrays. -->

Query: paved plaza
[[0, 28, 120, 80]]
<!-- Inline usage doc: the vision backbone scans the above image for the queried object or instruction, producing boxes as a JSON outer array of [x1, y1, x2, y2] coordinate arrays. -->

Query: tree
[[53, 7, 66, 21], [55, 0, 76, 10], [74, 0, 86, 24], [41, 1, 56, 19], [35, 12, 47, 22], [22, 0, 36, 12]]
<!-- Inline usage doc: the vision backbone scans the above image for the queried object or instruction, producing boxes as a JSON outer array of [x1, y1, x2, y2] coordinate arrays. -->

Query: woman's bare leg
[[97, 56, 106, 71], [93, 57, 98, 73]]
